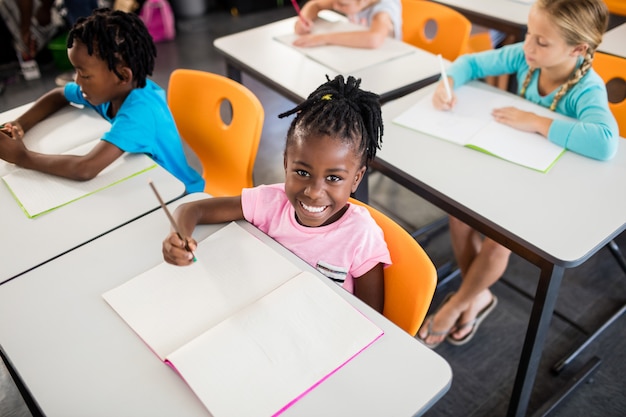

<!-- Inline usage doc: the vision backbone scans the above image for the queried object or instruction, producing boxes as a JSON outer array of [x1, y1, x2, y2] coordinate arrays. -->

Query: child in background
[[162, 75, 391, 313], [293, 0, 401, 48], [419, 0, 618, 348], [0, 8, 204, 193]]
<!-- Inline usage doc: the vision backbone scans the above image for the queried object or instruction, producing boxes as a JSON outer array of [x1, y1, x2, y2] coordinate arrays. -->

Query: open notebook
[[393, 84, 570, 172], [2, 140, 156, 218], [274, 17, 416, 73], [103, 222, 383, 417]]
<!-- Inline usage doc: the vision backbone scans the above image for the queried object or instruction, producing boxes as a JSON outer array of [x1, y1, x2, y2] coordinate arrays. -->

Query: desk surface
[[375, 82, 626, 415], [213, 14, 442, 104], [0, 104, 185, 283], [432, 0, 530, 40], [599, 23, 626, 58], [377, 82, 626, 267], [0, 193, 452, 417]]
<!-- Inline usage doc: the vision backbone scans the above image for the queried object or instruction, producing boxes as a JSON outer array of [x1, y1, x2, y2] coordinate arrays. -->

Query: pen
[[437, 54, 453, 103], [148, 180, 197, 262]]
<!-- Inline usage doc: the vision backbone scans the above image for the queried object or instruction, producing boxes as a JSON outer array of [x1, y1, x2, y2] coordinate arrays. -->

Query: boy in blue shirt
[[0, 8, 204, 193]]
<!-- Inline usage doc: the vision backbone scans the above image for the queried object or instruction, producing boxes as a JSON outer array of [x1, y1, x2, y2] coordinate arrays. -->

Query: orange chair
[[350, 198, 437, 336], [604, 0, 626, 16], [593, 51, 626, 137], [167, 69, 264, 196], [401, 0, 493, 61]]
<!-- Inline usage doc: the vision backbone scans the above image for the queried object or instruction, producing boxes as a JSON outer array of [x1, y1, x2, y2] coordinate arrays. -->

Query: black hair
[[278, 75, 383, 168], [67, 8, 156, 88]]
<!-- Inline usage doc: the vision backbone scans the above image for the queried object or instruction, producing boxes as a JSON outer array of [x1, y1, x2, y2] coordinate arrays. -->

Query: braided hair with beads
[[278, 75, 383, 168], [67, 8, 156, 88]]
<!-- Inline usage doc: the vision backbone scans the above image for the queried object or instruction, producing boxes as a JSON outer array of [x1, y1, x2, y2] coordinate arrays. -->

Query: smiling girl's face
[[283, 132, 365, 227]]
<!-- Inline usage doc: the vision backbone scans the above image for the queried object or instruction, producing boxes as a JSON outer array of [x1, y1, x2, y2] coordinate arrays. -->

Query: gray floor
[[1, 5, 626, 417]]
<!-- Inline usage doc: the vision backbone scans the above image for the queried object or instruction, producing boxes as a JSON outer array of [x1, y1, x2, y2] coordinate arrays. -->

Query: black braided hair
[[278, 75, 383, 168], [67, 8, 156, 88]]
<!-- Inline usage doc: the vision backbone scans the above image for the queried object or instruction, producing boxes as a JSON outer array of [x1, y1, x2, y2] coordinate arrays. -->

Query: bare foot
[[448, 290, 494, 341], [417, 294, 464, 347]]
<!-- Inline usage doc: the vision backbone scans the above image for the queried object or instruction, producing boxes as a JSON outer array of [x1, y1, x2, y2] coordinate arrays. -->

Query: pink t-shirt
[[241, 183, 391, 293]]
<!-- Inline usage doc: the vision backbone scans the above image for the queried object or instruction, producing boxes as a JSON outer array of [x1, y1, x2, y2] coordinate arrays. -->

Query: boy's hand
[[0, 130, 27, 164], [162, 231, 198, 266], [0, 121, 25, 140]]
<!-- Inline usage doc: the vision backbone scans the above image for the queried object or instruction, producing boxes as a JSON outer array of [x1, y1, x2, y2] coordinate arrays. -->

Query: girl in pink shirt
[[162, 75, 390, 313]]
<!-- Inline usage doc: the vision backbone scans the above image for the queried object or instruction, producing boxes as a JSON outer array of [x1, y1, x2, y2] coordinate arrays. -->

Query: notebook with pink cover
[[103, 222, 383, 417]]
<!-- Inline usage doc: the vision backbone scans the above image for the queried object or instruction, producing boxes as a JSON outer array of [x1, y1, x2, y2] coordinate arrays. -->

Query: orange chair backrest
[[167, 69, 264, 196], [350, 198, 437, 336], [604, 0, 626, 16], [592, 52, 626, 137], [401, 0, 472, 61]]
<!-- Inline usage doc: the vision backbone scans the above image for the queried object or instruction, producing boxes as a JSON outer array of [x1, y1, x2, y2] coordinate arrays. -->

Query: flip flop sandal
[[417, 292, 456, 349], [447, 294, 498, 346]]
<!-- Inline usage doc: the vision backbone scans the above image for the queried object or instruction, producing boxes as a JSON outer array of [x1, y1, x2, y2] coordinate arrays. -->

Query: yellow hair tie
[[321, 94, 332, 101]]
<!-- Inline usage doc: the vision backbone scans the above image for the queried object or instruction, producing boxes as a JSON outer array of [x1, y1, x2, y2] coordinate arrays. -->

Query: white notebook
[[2, 140, 156, 218], [274, 18, 416, 73], [103, 222, 383, 417], [393, 84, 569, 172]]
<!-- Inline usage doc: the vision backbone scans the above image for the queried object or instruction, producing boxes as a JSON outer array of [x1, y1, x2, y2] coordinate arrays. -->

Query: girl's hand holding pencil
[[292, 0, 314, 34], [163, 231, 198, 266], [432, 78, 457, 111]]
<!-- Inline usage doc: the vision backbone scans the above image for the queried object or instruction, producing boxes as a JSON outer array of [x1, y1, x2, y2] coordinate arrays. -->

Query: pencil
[[148, 180, 197, 262], [437, 54, 453, 103], [290, 0, 306, 25]]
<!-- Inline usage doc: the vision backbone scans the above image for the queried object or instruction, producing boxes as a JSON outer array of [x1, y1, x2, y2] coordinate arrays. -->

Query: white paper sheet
[[392, 84, 568, 172]]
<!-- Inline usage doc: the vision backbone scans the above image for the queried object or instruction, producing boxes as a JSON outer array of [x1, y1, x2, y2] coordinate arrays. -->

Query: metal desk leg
[[226, 62, 242, 83], [507, 263, 565, 417]]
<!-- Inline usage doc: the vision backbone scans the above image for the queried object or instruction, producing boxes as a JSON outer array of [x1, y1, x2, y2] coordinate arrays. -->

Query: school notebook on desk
[[103, 222, 383, 417], [393, 84, 569, 172], [274, 17, 416, 73], [1, 140, 156, 218]]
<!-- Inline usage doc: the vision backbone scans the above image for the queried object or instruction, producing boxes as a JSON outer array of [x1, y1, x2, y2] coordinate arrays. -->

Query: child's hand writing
[[0, 130, 27, 164], [491, 107, 551, 136], [162, 231, 198, 266], [0, 121, 24, 140], [294, 16, 314, 35], [432, 79, 456, 111], [292, 33, 327, 47]]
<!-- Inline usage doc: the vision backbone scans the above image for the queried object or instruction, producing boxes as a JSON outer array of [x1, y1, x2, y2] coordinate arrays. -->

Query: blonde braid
[[519, 68, 536, 98], [550, 49, 595, 110], [520, 50, 595, 111]]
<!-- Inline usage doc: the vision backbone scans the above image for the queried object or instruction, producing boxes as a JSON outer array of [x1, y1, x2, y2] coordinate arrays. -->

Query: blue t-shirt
[[64, 80, 205, 192], [447, 42, 619, 161]]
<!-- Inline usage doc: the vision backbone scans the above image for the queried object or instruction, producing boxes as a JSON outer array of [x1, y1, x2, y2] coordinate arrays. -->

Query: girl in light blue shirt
[[419, 0, 618, 349]]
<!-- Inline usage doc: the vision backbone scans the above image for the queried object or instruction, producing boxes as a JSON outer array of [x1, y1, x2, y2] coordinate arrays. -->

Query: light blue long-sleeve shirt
[[447, 42, 619, 161]]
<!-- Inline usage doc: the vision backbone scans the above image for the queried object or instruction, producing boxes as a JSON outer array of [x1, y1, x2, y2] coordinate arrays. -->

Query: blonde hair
[[520, 0, 609, 110]]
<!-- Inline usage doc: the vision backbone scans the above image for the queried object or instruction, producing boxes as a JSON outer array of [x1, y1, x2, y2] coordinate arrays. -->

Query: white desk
[[0, 193, 452, 417], [432, 0, 531, 42], [374, 82, 626, 416], [599, 22, 626, 58], [0, 104, 186, 283], [213, 15, 443, 104]]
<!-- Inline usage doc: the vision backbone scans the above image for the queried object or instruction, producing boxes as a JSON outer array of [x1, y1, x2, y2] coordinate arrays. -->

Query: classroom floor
[[1, 5, 626, 417]]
